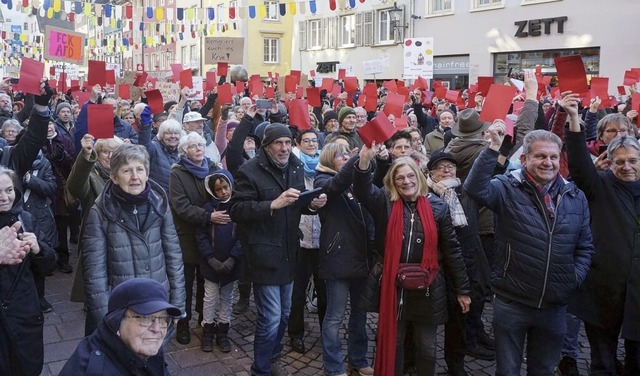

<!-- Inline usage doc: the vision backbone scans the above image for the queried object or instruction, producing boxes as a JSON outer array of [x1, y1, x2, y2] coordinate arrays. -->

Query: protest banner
[[403, 37, 434, 79], [204, 37, 244, 64], [44, 26, 85, 65]]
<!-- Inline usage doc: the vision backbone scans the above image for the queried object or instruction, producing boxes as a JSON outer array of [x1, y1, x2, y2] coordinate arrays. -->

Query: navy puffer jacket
[[138, 121, 180, 193]]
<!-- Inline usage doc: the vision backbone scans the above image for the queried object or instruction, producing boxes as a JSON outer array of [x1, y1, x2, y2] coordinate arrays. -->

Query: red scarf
[[374, 196, 439, 375]]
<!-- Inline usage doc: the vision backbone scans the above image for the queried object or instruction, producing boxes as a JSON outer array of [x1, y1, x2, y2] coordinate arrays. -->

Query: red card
[[296, 86, 304, 99], [133, 72, 148, 86], [397, 81, 405, 88], [289, 70, 301, 80], [590, 77, 608, 100], [445, 90, 460, 104], [217, 62, 229, 76], [147, 76, 158, 89], [73, 91, 91, 106], [321, 78, 333, 92], [383, 92, 405, 118], [618, 86, 626, 96], [250, 81, 264, 97], [217, 84, 233, 104], [18, 57, 44, 95], [49, 66, 55, 76], [432, 80, 443, 89], [265, 86, 275, 99], [357, 112, 396, 147], [364, 94, 377, 112], [57, 73, 67, 92], [554, 55, 588, 94], [633, 93, 640, 113], [71, 79, 79, 88], [383, 80, 397, 93], [416, 76, 428, 91], [512, 101, 524, 116], [435, 86, 447, 99], [479, 84, 518, 123], [118, 84, 131, 100], [306, 87, 321, 107], [422, 91, 434, 107], [504, 115, 517, 137], [180, 69, 193, 89], [550, 87, 560, 100], [235, 81, 245, 94], [477, 76, 494, 96], [284, 75, 297, 93], [395, 116, 408, 130], [467, 91, 477, 109], [144, 89, 164, 114], [310, 70, 316, 78], [624, 70, 640, 86], [170, 64, 183, 82], [457, 95, 466, 109], [289, 99, 311, 131], [205, 71, 217, 91], [338, 69, 346, 80], [343, 77, 358, 94], [88, 60, 106, 86], [105, 70, 116, 85], [87, 104, 115, 139], [397, 86, 409, 102], [364, 83, 377, 99]]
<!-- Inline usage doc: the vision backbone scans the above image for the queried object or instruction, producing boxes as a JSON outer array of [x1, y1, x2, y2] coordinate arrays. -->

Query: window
[[190, 45, 197, 63], [309, 19, 322, 49], [470, 0, 504, 11], [339, 15, 356, 47], [427, 0, 454, 16], [181, 46, 187, 65], [265, 1, 279, 21], [377, 9, 400, 44], [263, 38, 279, 64]]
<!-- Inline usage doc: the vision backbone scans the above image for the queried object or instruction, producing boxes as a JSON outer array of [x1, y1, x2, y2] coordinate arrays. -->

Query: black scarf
[[95, 162, 111, 181], [608, 170, 640, 222], [111, 183, 151, 206]]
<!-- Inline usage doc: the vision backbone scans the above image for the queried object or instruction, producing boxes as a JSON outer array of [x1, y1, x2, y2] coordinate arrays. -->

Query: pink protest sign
[[44, 26, 85, 65]]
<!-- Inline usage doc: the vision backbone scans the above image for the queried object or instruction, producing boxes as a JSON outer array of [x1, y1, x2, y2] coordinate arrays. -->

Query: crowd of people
[[0, 66, 638, 376]]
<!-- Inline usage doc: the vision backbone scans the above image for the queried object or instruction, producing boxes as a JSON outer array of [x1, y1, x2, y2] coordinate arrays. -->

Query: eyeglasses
[[433, 164, 457, 171], [301, 138, 318, 144], [125, 314, 172, 328], [187, 143, 206, 150], [334, 151, 350, 159], [613, 158, 639, 167], [394, 173, 417, 183]]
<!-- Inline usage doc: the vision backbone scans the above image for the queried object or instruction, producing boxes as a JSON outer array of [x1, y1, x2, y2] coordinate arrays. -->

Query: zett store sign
[[514, 16, 568, 38]]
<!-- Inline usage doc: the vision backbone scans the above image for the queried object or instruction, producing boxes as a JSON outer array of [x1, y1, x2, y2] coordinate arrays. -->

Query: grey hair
[[178, 131, 206, 156], [0, 93, 11, 103], [2, 119, 22, 133], [239, 97, 252, 105], [157, 119, 184, 140], [596, 113, 631, 140], [522, 130, 562, 156], [109, 144, 150, 175], [0, 165, 18, 186], [607, 135, 640, 157]]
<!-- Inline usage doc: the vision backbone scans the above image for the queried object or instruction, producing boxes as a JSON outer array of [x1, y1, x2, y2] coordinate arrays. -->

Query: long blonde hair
[[383, 157, 428, 201]]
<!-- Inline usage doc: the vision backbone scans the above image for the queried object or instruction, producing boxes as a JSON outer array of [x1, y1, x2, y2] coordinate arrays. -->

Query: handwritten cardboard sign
[[44, 26, 85, 65], [204, 37, 244, 64]]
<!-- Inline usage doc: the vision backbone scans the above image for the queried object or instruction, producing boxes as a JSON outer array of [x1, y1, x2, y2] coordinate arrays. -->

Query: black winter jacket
[[139, 121, 180, 193]]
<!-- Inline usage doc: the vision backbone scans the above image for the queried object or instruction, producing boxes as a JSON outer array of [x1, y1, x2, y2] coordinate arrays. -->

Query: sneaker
[[40, 298, 53, 313], [465, 343, 496, 361], [350, 365, 374, 376], [558, 356, 579, 376], [270, 359, 291, 376]]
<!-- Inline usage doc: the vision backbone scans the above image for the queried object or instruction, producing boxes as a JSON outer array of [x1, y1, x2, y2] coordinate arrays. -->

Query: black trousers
[[179, 262, 204, 323], [288, 248, 326, 339], [585, 321, 640, 375]]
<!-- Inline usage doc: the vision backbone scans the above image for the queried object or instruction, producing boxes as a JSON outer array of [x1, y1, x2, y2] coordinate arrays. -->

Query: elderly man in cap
[[229, 123, 327, 376], [60, 278, 181, 375], [324, 107, 364, 149]]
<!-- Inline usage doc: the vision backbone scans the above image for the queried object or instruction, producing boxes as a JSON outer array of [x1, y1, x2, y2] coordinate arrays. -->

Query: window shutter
[[328, 17, 338, 49], [299, 20, 307, 50], [321, 18, 328, 48], [355, 13, 363, 46], [394, 6, 405, 43], [363, 11, 373, 46]]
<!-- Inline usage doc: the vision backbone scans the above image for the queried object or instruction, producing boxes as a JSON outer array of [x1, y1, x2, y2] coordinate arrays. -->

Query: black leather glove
[[34, 80, 54, 106], [208, 257, 224, 273], [499, 134, 514, 158], [221, 105, 231, 121], [220, 258, 235, 274]]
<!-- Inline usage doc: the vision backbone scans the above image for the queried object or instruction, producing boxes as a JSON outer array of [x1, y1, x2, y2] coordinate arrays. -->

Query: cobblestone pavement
[[41, 252, 622, 375]]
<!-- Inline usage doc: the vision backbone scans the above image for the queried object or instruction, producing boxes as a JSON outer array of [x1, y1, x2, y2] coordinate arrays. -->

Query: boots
[[56, 249, 73, 274], [176, 320, 191, 345], [216, 322, 231, 353], [201, 323, 216, 352], [233, 282, 250, 314]]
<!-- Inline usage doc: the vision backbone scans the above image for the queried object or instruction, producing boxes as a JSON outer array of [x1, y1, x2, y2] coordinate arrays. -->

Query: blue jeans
[[562, 313, 582, 359], [322, 278, 369, 376], [251, 283, 293, 376], [493, 295, 566, 376]]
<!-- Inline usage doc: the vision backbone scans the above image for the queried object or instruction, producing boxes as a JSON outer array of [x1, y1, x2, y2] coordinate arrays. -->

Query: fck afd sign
[[44, 26, 86, 65]]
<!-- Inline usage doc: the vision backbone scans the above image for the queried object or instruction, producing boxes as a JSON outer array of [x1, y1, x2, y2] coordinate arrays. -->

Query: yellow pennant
[[46, 8, 54, 18], [53, 0, 61, 12], [289, 3, 296, 15], [258, 5, 267, 18], [156, 8, 164, 21], [83, 2, 91, 15]]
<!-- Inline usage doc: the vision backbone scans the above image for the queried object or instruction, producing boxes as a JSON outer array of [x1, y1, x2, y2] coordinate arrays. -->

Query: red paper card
[[205, 72, 217, 91], [512, 101, 524, 116], [289, 99, 311, 131], [217, 62, 229, 76], [320, 78, 333, 92], [590, 77, 608, 100], [217, 84, 233, 104], [118, 84, 131, 100], [435, 87, 447, 99], [477, 77, 494, 96], [554, 55, 588, 94], [364, 83, 377, 99], [395, 116, 408, 130], [357, 112, 396, 147], [422, 91, 434, 107], [170, 64, 183, 82], [624, 70, 640, 86], [284, 75, 297, 93], [397, 87, 410, 102], [618, 86, 626, 96], [88, 60, 106, 86], [18, 57, 44, 95], [416, 76, 428, 91], [250, 81, 264, 97], [504, 115, 517, 137], [550, 87, 560, 100], [364, 94, 377, 112], [144, 89, 164, 114], [331, 84, 342, 98], [147, 76, 158, 89], [180, 69, 193, 89], [105, 70, 116, 85], [133, 72, 148, 87], [71, 79, 79, 88], [265, 86, 275, 99], [87, 104, 116, 139], [343, 77, 358, 94], [338, 69, 346, 80], [290, 70, 301, 80], [57, 73, 67, 92], [310, 70, 316, 78], [467, 91, 476, 109], [296, 86, 304, 99], [73, 91, 91, 106], [632, 93, 640, 113], [479, 84, 518, 123], [445, 90, 460, 104], [383, 80, 397, 93], [306, 87, 321, 107], [383, 92, 405, 118], [432, 80, 443, 89], [235, 81, 245, 94]]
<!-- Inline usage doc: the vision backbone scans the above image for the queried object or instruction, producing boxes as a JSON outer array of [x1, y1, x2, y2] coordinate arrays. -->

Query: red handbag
[[396, 263, 438, 290]]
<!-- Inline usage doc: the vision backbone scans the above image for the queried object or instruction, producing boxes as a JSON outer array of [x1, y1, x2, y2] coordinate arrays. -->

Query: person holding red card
[[424, 109, 456, 155]]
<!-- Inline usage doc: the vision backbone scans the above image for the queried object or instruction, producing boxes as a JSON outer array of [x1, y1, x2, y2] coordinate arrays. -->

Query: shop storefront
[[433, 55, 470, 90], [493, 47, 600, 81]]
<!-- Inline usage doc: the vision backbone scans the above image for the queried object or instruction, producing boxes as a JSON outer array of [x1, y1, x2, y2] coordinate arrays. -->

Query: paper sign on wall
[[403, 37, 434, 80]]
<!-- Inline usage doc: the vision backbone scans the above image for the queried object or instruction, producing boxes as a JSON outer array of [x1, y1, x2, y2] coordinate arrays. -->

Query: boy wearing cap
[[60, 278, 181, 376]]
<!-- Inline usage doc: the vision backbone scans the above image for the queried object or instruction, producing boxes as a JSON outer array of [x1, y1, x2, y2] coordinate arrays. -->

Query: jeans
[[394, 319, 438, 376], [561, 313, 582, 359], [322, 278, 369, 375], [289, 248, 326, 340], [585, 321, 640, 375], [202, 279, 236, 325], [251, 282, 293, 376], [493, 295, 566, 376]]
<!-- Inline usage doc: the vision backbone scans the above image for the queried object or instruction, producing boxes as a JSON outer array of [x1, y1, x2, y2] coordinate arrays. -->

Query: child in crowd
[[196, 170, 242, 353]]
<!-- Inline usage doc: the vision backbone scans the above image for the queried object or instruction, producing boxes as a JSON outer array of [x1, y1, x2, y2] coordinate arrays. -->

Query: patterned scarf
[[522, 167, 563, 219], [426, 176, 468, 227]]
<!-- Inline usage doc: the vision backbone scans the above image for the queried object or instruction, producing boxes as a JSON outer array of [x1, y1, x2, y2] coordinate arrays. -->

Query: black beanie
[[261, 123, 292, 146]]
